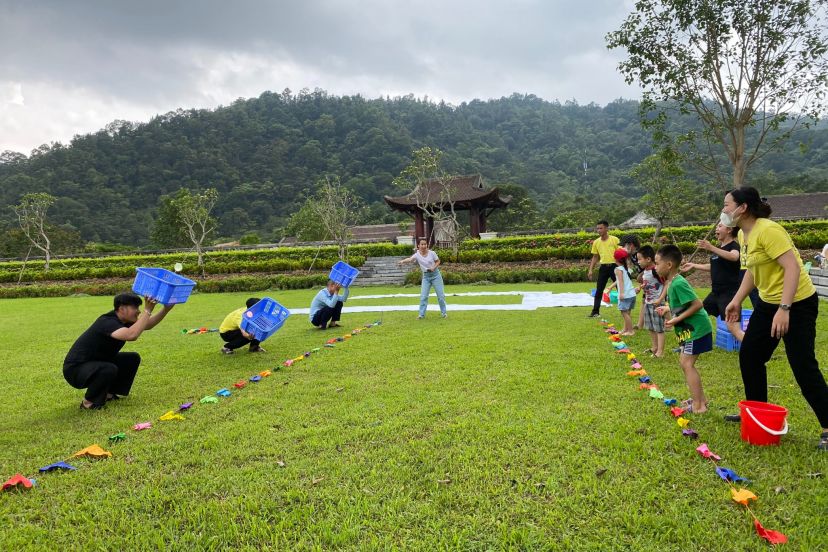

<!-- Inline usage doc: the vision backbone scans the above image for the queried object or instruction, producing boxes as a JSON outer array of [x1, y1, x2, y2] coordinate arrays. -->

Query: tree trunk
[[43, 233, 51, 272], [653, 219, 664, 242], [196, 243, 205, 277], [732, 125, 746, 190]]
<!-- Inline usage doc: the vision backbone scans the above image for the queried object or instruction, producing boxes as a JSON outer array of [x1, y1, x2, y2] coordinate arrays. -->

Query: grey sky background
[[0, 0, 639, 154]]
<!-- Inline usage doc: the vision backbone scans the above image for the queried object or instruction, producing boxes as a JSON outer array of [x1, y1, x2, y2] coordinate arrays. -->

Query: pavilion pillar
[[425, 216, 435, 245], [469, 206, 481, 238], [479, 211, 487, 233], [414, 211, 425, 242]]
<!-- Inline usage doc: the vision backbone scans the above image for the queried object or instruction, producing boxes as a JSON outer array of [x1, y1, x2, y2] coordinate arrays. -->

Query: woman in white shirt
[[399, 238, 448, 319]]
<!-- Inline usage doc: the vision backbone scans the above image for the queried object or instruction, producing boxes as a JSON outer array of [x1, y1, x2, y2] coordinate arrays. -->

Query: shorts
[[702, 290, 737, 320], [680, 333, 712, 356], [642, 303, 665, 332], [617, 296, 636, 312]]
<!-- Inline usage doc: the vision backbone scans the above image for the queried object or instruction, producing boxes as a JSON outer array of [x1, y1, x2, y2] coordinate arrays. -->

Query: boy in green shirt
[[655, 245, 713, 414]]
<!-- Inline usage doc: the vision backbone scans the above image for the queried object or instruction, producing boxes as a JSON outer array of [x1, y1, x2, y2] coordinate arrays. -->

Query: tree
[[171, 188, 218, 276], [630, 152, 700, 241], [13, 192, 56, 271], [392, 146, 463, 255], [284, 200, 328, 242], [307, 176, 360, 259], [150, 190, 191, 248], [607, 0, 828, 190], [485, 183, 543, 232]]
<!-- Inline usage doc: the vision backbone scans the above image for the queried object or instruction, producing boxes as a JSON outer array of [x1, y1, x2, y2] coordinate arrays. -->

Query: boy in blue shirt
[[309, 280, 350, 329]]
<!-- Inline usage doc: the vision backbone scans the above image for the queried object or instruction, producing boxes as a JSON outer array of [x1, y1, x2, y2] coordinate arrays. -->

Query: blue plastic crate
[[715, 327, 741, 352], [329, 260, 360, 287], [716, 308, 752, 332], [240, 297, 290, 342], [132, 267, 196, 304]]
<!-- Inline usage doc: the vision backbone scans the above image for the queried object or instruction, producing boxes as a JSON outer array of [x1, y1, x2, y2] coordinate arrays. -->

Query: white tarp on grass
[[289, 291, 609, 314]]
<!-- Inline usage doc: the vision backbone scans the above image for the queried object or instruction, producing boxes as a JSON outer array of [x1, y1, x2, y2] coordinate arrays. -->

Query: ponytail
[[728, 187, 772, 219]]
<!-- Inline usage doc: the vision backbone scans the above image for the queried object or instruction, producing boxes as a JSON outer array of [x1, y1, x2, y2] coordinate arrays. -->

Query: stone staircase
[[809, 266, 828, 299], [355, 256, 415, 286]]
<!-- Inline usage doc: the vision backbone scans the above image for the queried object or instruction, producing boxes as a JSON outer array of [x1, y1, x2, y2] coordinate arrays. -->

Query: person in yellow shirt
[[722, 187, 827, 451], [219, 297, 266, 354], [587, 220, 621, 317]]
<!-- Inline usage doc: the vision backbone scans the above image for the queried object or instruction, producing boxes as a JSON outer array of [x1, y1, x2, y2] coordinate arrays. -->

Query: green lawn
[[1, 283, 826, 550]]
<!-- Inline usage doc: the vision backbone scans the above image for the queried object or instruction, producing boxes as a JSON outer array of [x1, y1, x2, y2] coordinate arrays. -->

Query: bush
[[404, 267, 588, 285]]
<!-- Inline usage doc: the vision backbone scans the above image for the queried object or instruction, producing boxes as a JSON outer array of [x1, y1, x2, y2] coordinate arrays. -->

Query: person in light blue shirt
[[309, 280, 350, 329]]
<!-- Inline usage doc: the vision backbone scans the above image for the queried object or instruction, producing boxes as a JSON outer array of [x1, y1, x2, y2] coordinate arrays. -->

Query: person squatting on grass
[[63, 292, 174, 410], [309, 280, 350, 329], [587, 220, 620, 318], [398, 237, 447, 319], [681, 223, 745, 342], [613, 248, 636, 336], [636, 245, 666, 357], [655, 245, 713, 415], [720, 187, 828, 451], [219, 297, 266, 354]]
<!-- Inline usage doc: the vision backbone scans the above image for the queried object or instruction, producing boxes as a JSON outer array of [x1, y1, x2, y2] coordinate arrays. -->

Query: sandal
[[80, 401, 104, 410], [106, 394, 120, 401], [818, 431, 828, 452], [642, 348, 653, 354]]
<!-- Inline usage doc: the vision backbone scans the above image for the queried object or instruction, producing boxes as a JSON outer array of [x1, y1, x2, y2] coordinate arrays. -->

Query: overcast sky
[[0, 0, 639, 154]]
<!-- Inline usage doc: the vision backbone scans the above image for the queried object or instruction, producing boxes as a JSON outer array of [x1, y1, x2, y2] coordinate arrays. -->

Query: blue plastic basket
[[329, 260, 360, 287], [715, 327, 741, 352], [240, 297, 290, 342], [132, 268, 196, 304], [716, 308, 752, 332]]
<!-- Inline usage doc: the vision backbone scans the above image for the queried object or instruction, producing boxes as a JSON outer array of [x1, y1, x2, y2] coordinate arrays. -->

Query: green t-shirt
[[667, 275, 712, 343]]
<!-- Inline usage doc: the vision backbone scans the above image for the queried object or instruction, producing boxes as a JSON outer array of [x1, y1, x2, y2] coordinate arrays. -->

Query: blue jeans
[[419, 269, 447, 317]]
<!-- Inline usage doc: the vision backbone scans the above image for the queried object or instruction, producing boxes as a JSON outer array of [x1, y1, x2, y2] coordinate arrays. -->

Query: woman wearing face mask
[[722, 187, 828, 451]]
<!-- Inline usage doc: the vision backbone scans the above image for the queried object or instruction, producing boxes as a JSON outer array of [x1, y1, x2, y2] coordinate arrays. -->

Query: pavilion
[[384, 174, 511, 243]]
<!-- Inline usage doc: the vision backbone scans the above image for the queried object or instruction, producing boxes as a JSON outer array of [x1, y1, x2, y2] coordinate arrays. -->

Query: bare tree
[[607, 0, 828, 190], [308, 175, 360, 260], [393, 147, 462, 255], [13, 192, 56, 271], [173, 188, 218, 276]]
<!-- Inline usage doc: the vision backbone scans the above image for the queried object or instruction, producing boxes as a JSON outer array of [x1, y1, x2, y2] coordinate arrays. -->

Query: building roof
[[348, 223, 412, 240], [384, 174, 511, 212], [765, 192, 828, 220]]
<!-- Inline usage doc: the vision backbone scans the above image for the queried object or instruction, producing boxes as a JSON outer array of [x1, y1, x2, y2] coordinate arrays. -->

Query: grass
[[1, 283, 826, 550]]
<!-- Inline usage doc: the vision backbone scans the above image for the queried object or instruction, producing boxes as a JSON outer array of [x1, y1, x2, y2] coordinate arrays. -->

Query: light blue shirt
[[309, 287, 350, 321], [615, 265, 636, 300]]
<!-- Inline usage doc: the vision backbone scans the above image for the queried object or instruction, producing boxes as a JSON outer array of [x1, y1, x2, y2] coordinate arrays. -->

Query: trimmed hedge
[[404, 267, 588, 285], [0, 273, 330, 299]]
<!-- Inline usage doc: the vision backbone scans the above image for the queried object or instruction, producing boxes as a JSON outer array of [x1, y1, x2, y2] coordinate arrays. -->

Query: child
[[219, 298, 266, 354], [613, 248, 636, 336], [636, 246, 666, 357], [655, 245, 713, 414]]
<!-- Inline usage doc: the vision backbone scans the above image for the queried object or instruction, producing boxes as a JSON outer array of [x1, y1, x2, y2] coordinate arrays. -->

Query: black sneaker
[[80, 401, 104, 410], [818, 431, 828, 452], [724, 414, 741, 422], [587, 313, 600, 318], [221, 347, 234, 355]]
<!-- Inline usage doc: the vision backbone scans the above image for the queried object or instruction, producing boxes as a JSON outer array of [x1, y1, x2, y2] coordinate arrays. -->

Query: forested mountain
[[2, 89, 827, 248]]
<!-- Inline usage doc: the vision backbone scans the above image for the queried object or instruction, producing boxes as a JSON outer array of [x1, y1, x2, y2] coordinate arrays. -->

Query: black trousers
[[591, 264, 617, 315], [311, 301, 343, 328], [738, 270, 761, 308], [738, 293, 828, 428], [63, 352, 141, 406], [220, 329, 261, 351]]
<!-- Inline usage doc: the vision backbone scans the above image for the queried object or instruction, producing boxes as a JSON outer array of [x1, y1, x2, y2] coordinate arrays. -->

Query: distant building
[[619, 211, 659, 228], [765, 192, 828, 221]]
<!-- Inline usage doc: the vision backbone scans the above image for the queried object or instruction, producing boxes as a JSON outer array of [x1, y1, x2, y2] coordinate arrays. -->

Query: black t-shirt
[[63, 311, 130, 367], [710, 241, 740, 294]]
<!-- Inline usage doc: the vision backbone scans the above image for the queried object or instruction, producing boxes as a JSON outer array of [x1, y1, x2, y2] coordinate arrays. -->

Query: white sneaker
[[417, 315, 424, 319], [221, 347, 234, 355], [441, 313, 447, 318]]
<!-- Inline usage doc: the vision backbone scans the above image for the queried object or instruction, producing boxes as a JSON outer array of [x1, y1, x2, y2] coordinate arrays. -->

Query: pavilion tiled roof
[[766, 192, 828, 220], [384, 174, 511, 211]]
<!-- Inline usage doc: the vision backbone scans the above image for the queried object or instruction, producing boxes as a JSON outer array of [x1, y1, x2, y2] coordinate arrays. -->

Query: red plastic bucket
[[739, 400, 788, 446]]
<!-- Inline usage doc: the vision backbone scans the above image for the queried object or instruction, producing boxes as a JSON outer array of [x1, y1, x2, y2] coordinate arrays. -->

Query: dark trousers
[[591, 264, 617, 314], [311, 301, 343, 328], [63, 352, 141, 406], [738, 293, 828, 428], [220, 329, 261, 351]]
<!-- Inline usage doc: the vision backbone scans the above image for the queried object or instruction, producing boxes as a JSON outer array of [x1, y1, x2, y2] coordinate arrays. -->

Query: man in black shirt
[[63, 292, 174, 409]]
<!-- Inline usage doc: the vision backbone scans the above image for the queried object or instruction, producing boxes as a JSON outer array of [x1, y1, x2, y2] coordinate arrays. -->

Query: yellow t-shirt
[[219, 307, 245, 333], [738, 218, 815, 304], [591, 235, 620, 264]]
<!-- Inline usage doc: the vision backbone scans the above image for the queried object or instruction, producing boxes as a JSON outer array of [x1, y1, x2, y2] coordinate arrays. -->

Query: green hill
[[1, 89, 827, 248]]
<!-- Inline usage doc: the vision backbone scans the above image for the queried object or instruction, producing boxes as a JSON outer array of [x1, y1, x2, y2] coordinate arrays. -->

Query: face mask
[[720, 207, 739, 227]]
